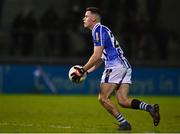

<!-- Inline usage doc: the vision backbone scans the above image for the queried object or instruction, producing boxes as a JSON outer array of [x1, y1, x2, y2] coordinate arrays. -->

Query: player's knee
[[98, 95, 107, 104], [118, 99, 130, 108], [98, 95, 104, 103]]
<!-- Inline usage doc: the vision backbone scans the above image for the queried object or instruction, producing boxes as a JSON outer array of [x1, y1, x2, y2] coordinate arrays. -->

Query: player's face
[[83, 11, 95, 29]]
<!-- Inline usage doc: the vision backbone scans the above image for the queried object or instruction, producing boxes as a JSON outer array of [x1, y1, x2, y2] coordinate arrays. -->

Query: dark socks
[[131, 99, 153, 112]]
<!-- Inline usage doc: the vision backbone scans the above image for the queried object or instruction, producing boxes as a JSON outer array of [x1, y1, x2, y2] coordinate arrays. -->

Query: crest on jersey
[[95, 32, 99, 42]]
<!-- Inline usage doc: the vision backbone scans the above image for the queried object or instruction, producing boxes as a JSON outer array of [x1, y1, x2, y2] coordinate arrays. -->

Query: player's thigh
[[99, 83, 118, 98], [116, 84, 131, 101]]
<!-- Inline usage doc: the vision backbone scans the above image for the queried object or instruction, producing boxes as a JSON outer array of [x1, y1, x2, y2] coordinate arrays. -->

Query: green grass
[[0, 94, 180, 133]]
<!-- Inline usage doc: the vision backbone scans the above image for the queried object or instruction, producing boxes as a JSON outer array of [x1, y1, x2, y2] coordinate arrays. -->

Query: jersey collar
[[92, 22, 101, 33]]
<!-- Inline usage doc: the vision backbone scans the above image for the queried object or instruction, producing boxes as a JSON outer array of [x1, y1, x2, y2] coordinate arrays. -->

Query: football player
[[71, 7, 160, 130]]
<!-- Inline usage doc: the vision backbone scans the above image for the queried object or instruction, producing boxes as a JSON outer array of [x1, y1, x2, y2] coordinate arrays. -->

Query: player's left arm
[[86, 58, 103, 73], [70, 45, 103, 80], [83, 45, 104, 72], [74, 26, 106, 76]]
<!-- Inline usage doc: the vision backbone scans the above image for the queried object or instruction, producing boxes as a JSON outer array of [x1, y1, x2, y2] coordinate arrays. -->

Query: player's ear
[[91, 15, 97, 22]]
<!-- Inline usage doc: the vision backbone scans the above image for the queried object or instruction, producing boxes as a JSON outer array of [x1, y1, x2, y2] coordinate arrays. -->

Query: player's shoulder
[[101, 24, 111, 32], [93, 24, 111, 34]]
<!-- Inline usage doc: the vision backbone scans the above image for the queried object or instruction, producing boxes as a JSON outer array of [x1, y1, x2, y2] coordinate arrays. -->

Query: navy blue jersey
[[92, 23, 131, 69]]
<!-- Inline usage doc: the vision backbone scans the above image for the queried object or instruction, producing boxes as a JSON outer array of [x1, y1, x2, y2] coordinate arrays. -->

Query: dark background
[[0, 0, 179, 66]]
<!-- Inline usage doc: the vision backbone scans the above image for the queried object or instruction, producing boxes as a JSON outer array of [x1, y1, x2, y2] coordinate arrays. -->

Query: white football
[[68, 65, 87, 83]]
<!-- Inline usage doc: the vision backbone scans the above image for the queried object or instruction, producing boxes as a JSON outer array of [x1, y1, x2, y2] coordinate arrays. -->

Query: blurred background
[[0, 0, 180, 95]]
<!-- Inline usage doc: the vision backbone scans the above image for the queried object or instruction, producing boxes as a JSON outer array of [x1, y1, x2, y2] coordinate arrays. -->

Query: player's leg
[[115, 83, 153, 110], [116, 84, 160, 126], [98, 83, 119, 117], [116, 83, 153, 111], [116, 68, 160, 126], [98, 83, 131, 130], [115, 83, 132, 108]]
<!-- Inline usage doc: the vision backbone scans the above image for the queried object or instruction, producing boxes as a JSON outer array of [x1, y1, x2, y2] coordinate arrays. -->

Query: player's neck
[[90, 22, 100, 30]]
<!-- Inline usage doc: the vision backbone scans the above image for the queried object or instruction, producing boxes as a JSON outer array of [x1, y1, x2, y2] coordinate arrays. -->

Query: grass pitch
[[0, 94, 180, 133]]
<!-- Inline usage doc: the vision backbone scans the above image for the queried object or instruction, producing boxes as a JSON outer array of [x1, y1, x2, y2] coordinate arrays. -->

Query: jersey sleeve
[[92, 26, 108, 46]]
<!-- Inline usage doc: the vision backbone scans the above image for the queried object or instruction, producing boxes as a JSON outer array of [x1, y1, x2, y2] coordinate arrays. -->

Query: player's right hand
[[71, 72, 81, 83], [70, 66, 87, 83], [73, 66, 85, 76]]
